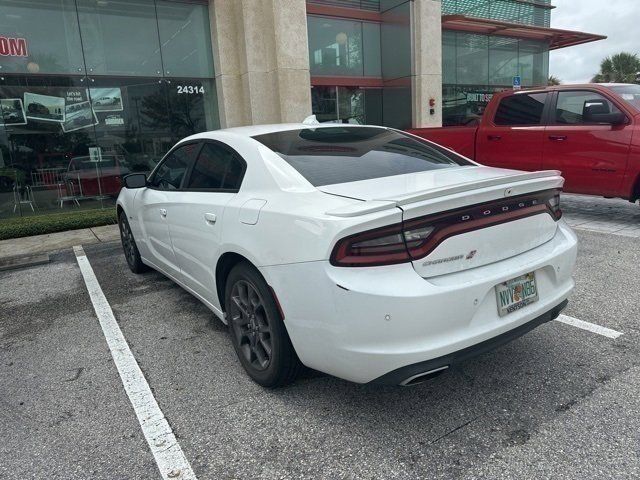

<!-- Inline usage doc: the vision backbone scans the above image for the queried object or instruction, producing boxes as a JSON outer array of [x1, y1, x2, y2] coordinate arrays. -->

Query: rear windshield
[[252, 127, 472, 186]]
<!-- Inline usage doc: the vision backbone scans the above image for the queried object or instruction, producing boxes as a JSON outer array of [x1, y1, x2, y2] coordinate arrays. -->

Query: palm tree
[[548, 75, 561, 86], [591, 52, 640, 83]]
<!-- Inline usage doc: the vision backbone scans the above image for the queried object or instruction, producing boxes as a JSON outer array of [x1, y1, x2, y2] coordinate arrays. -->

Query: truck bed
[[408, 126, 479, 160]]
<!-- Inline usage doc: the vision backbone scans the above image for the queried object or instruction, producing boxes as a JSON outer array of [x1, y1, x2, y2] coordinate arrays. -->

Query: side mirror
[[123, 173, 147, 189], [584, 111, 627, 125]]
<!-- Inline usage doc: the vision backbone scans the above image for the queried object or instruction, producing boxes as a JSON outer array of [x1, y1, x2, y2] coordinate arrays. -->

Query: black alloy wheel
[[118, 211, 148, 274], [228, 280, 273, 371], [225, 262, 303, 387]]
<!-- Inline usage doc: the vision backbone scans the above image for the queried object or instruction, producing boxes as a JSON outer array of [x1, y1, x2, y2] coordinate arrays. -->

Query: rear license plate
[[495, 272, 538, 317]]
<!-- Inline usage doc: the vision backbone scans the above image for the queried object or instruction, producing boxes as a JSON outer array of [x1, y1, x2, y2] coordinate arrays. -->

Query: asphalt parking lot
[[1, 195, 639, 480]]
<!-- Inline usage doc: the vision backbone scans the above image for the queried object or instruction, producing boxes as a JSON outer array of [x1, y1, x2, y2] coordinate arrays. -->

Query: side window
[[149, 143, 198, 190], [494, 93, 548, 126], [555, 91, 622, 124], [186, 142, 245, 191]]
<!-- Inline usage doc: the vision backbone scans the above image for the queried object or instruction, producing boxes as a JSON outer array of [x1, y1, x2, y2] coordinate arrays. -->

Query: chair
[[13, 184, 35, 213], [57, 178, 81, 208]]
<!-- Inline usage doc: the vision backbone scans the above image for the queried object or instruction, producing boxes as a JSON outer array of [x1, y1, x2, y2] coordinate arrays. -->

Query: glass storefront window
[[308, 17, 363, 76], [519, 40, 548, 86], [76, 0, 164, 77], [311, 86, 337, 123], [443, 85, 500, 126], [443, 31, 457, 85], [456, 33, 489, 86], [0, 75, 218, 218], [380, 1, 410, 81], [0, 0, 85, 75], [0, 1, 219, 219], [489, 37, 518, 86], [443, 31, 550, 87], [442, 0, 550, 28], [308, 16, 381, 77], [156, 1, 215, 78], [337, 87, 366, 124], [311, 86, 381, 125], [362, 23, 381, 77]]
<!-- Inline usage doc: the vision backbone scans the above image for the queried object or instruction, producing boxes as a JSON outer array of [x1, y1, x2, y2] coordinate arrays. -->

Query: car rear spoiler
[[325, 170, 563, 218]]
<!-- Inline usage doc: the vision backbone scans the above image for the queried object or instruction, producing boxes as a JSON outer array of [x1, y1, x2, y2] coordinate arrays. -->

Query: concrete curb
[[0, 224, 120, 260], [0, 253, 50, 271]]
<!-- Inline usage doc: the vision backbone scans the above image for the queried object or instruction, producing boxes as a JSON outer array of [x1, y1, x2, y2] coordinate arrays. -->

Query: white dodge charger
[[116, 123, 577, 387]]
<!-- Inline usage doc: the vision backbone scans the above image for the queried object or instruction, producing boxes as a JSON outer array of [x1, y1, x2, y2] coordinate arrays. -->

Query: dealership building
[[0, 0, 603, 218]]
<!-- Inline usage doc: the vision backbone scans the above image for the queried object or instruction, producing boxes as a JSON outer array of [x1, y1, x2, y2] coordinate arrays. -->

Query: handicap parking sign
[[513, 75, 522, 90]]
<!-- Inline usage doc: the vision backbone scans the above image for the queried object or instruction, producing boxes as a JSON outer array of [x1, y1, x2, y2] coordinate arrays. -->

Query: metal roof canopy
[[442, 14, 607, 50]]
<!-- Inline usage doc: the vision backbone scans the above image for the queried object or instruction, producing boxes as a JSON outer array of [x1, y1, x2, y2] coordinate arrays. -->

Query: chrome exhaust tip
[[399, 366, 449, 386]]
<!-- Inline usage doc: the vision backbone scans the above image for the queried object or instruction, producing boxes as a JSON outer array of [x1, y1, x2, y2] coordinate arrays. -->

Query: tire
[[225, 262, 303, 387], [118, 211, 149, 274]]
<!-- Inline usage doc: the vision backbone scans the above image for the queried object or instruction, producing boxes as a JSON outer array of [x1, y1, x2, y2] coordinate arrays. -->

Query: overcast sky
[[550, 0, 640, 83]]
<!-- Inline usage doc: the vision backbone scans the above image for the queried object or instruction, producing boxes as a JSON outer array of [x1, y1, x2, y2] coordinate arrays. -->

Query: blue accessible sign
[[512, 75, 522, 90]]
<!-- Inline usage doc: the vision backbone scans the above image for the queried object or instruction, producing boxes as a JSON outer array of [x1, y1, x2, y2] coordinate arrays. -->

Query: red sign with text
[[0, 36, 28, 57]]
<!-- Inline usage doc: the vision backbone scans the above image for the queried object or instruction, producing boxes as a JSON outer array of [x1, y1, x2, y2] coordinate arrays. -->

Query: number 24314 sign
[[177, 85, 205, 95]]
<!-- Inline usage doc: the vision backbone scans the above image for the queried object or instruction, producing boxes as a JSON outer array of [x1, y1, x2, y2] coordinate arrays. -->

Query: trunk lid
[[321, 166, 564, 277], [318, 166, 557, 204]]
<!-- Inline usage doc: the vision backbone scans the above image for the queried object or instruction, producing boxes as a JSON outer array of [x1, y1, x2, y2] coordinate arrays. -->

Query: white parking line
[[73, 246, 196, 480], [556, 314, 623, 339]]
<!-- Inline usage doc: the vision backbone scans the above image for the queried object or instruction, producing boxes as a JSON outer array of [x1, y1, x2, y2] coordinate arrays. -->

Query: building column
[[412, 0, 443, 128], [209, 0, 312, 128]]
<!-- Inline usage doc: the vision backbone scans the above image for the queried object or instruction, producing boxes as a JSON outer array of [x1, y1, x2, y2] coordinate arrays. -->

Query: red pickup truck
[[409, 84, 640, 204]]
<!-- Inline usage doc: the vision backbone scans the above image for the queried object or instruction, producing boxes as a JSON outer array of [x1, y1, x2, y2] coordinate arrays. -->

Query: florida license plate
[[495, 272, 538, 317]]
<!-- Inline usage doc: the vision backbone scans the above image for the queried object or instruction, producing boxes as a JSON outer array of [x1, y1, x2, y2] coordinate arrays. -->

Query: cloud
[[550, 0, 640, 84]]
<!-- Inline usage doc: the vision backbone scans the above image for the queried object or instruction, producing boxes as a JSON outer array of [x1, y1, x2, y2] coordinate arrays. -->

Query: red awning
[[442, 15, 606, 50]]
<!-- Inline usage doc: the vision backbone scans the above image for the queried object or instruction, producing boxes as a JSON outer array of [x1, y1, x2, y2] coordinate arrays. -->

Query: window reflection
[[0, 1, 218, 218], [443, 85, 499, 127], [442, 30, 550, 127], [443, 31, 549, 87], [0, 76, 218, 218], [0, 0, 85, 75], [308, 16, 381, 77], [76, 0, 163, 77], [308, 17, 363, 76], [311, 86, 381, 125], [156, 1, 215, 78]]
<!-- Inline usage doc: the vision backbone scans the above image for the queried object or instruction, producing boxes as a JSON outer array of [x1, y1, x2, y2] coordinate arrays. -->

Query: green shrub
[[0, 208, 118, 240]]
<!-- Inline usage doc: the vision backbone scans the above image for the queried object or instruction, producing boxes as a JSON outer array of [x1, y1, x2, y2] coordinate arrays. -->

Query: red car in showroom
[[64, 155, 129, 197], [410, 84, 640, 204]]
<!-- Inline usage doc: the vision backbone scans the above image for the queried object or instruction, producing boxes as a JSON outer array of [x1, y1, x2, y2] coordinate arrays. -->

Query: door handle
[[487, 135, 502, 141], [549, 135, 568, 141], [204, 213, 217, 224], [160, 208, 167, 217]]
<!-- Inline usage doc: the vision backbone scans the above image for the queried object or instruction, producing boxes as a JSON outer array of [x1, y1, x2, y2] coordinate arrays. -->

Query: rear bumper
[[260, 221, 577, 384], [370, 299, 568, 385]]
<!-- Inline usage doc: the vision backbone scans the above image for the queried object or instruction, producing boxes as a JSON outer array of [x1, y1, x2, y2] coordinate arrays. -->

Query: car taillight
[[548, 192, 562, 220], [330, 223, 437, 267], [330, 189, 561, 267], [330, 223, 411, 267]]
